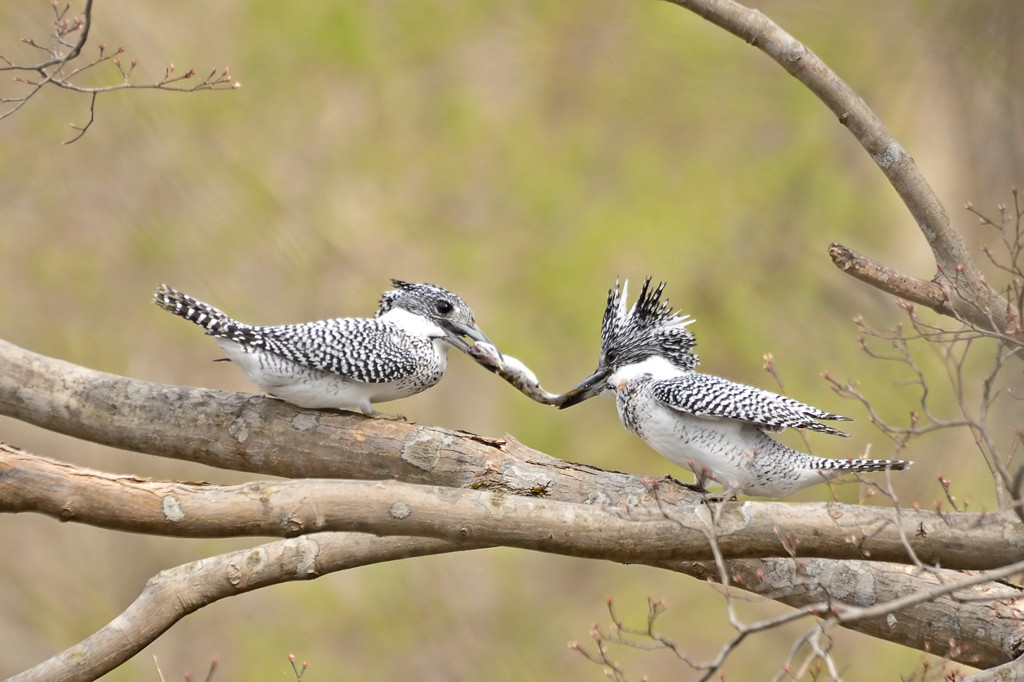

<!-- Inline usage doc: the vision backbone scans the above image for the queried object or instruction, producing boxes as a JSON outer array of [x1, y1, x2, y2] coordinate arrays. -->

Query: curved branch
[[665, 0, 1018, 338], [9, 497, 1023, 679], [19, 532, 1023, 681], [8, 533, 470, 682], [4, 339, 1024, 671], [3, 443, 1023, 570]]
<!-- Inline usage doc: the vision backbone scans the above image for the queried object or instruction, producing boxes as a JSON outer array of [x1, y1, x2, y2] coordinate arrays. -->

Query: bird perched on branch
[[154, 280, 494, 417], [559, 278, 911, 496]]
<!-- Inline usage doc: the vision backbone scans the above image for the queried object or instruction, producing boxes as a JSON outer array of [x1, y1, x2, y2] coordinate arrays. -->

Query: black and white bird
[[154, 280, 494, 417], [559, 278, 912, 496]]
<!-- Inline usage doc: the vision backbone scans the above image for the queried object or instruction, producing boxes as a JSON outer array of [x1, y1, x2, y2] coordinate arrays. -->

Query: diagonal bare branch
[[7, 532, 471, 682], [664, 0, 1019, 340]]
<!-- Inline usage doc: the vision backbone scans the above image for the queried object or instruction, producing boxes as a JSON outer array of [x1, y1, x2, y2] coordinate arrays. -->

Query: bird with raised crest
[[558, 278, 912, 496], [154, 280, 495, 418]]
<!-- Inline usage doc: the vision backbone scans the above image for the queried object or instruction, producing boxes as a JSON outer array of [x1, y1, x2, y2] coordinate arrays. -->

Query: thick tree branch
[[676, 557, 1024, 670], [2, 3, 1018, 677], [665, 0, 1019, 339], [8, 533, 471, 682], [18, 532, 1023, 682], [9, 500, 1023, 680], [4, 338, 1024, 672], [17, 537, 1024, 681], [0, 338, 530, 487], [3, 443, 1023, 570]]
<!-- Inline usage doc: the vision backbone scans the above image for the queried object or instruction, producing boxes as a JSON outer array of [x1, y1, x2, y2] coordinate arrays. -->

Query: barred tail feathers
[[818, 457, 913, 473], [154, 284, 245, 338]]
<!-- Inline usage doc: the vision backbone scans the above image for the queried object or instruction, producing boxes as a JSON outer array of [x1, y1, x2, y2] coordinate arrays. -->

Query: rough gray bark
[[3, 337, 1024, 678], [2, 442, 1023, 569], [677, 557, 1024, 671], [3, 1, 1018, 679]]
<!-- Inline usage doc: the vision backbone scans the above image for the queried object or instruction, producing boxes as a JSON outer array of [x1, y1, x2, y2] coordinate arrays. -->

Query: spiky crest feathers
[[599, 277, 699, 371]]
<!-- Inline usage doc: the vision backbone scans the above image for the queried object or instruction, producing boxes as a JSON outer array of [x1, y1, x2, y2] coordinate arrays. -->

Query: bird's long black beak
[[558, 367, 611, 408], [441, 320, 498, 356]]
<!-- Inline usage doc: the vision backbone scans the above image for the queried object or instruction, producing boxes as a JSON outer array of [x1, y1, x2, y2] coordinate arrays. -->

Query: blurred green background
[[2, 1, 1022, 679]]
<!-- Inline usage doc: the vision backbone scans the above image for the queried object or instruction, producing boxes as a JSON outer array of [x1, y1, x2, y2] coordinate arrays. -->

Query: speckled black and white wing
[[154, 284, 421, 384], [239, 319, 421, 383], [650, 372, 852, 437]]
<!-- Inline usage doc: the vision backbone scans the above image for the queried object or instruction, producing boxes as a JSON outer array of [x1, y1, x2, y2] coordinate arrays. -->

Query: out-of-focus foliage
[[1, 1, 1021, 679]]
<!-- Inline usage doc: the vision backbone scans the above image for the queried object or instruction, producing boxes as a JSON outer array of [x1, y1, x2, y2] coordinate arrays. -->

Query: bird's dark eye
[[604, 349, 619, 364], [434, 300, 454, 315]]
